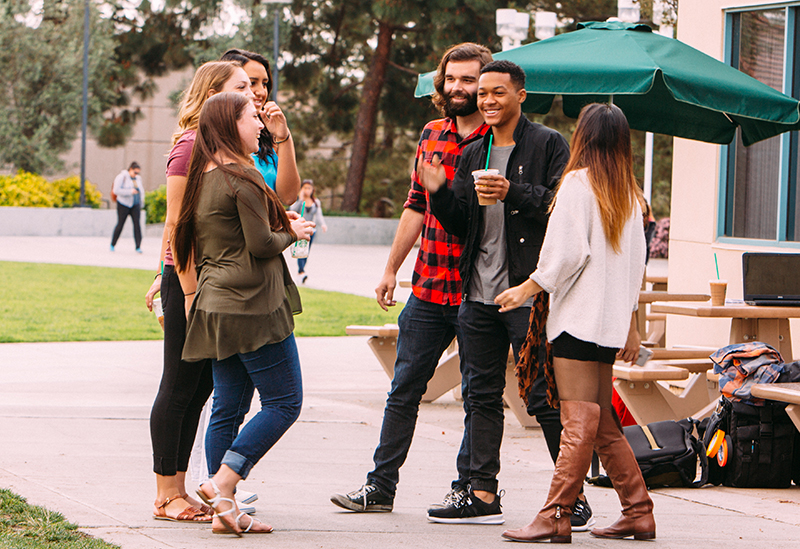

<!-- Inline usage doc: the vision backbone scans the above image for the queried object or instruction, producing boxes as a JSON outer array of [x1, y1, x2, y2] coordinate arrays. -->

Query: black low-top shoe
[[427, 488, 504, 524], [330, 483, 394, 512]]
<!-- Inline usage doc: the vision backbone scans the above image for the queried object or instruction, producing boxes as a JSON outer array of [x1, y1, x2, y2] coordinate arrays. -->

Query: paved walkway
[[1, 237, 798, 548]]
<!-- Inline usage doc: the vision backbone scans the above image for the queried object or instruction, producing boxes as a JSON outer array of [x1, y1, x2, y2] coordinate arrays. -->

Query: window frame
[[718, 3, 800, 248]]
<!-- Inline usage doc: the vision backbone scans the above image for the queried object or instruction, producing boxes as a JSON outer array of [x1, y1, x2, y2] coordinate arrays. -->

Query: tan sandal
[[153, 495, 212, 523], [196, 480, 241, 537], [180, 492, 214, 516]]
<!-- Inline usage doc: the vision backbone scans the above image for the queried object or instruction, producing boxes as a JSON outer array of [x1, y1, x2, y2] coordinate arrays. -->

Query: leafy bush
[[0, 170, 101, 208], [145, 185, 167, 224]]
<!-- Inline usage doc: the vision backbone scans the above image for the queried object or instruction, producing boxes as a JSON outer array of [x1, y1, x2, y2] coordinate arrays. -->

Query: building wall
[[669, 1, 800, 350], [55, 66, 195, 206]]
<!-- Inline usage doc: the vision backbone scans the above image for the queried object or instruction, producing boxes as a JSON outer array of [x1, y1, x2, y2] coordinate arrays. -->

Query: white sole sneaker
[[426, 513, 505, 525]]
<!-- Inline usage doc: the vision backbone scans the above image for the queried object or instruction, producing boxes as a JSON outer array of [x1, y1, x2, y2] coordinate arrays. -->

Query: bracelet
[[274, 133, 291, 145], [154, 272, 161, 280], [184, 292, 195, 296]]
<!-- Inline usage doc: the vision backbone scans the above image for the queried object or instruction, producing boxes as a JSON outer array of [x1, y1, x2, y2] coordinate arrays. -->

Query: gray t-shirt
[[468, 144, 531, 306]]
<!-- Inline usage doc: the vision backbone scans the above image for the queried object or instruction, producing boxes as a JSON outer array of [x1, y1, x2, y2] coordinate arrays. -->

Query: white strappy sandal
[[196, 479, 241, 537]]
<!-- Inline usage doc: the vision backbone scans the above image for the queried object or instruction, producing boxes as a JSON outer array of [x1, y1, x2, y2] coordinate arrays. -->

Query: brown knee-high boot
[[502, 401, 601, 544], [590, 408, 656, 540]]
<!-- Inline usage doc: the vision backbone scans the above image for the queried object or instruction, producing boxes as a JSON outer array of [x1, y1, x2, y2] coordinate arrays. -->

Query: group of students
[[141, 41, 655, 542]]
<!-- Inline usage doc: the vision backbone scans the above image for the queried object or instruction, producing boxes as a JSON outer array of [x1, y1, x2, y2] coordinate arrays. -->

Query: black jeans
[[458, 301, 537, 494], [149, 266, 213, 476], [367, 295, 470, 496], [111, 202, 142, 248]]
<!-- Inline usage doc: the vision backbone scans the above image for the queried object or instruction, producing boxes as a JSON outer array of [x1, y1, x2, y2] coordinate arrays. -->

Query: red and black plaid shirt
[[404, 118, 489, 306]]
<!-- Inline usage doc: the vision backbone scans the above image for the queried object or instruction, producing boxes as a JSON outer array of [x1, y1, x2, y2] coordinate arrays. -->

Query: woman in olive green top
[[172, 92, 314, 536]]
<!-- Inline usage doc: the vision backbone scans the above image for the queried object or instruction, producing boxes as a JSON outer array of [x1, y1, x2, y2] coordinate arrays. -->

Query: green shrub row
[[0, 171, 102, 208], [145, 185, 167, 224]]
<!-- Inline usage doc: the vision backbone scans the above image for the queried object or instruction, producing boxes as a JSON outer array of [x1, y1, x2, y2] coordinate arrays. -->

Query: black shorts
[[551, 332, 618, 364]]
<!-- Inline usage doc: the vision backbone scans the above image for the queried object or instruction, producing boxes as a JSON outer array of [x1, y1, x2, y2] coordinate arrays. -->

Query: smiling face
[[237, 101, 264, 154], [213, 67, 255, 101], [477, 71, 526, 130], [442, 59, 481, 119], [242, 60, 270, 110]]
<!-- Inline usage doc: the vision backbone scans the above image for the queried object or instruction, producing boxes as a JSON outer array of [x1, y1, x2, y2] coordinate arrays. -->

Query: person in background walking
[[110, 161, 145, 253], [289, 179, 327, 282]]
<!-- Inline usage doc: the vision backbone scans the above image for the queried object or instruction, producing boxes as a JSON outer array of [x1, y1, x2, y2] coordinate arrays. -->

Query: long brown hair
[[557, 103, 643, 252], [172, 61, 242, 144], [431, 43, 493, 116], [172, 92, 294, 272]]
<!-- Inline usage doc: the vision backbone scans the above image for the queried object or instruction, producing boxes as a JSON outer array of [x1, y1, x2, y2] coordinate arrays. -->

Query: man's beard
[[443, 91, 478, 119]]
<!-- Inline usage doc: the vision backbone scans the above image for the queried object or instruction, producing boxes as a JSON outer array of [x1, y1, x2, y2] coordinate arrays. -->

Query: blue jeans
[[205, 334, 303, 480], [458, 301, 534, 494], [367, 294, 470, 496]]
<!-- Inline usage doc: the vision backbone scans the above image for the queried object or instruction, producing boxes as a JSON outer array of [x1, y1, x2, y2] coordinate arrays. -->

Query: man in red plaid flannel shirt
[[331, 43, 492, 514]]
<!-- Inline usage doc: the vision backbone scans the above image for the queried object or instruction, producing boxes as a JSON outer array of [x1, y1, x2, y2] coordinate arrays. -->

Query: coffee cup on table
[[472, 169, 500, 206], [709, 279, 727, 306]]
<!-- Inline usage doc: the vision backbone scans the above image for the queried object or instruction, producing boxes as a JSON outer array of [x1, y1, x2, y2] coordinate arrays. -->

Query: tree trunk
[[341, 20, 394, 212]]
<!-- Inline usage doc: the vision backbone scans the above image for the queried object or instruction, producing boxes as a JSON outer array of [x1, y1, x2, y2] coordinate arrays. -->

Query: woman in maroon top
[[144, 61, 256, 523]]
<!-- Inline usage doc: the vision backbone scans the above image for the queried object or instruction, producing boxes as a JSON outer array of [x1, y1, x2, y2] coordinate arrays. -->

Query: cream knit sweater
[[531, 168, 646, 349]]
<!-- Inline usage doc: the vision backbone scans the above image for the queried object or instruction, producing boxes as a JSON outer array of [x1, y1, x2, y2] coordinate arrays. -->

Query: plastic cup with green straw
[[292, 200, 309, 258], [710, 252, 726, 306]]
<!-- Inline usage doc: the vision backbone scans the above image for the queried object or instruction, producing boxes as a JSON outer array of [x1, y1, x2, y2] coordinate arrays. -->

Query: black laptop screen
[[742, 253, 800, 302]]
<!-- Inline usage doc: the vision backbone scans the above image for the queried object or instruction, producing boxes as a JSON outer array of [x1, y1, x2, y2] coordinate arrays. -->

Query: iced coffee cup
[[709, 279, 727, 306], [153, 297, 164, 330], [472, 169, 500, 206]]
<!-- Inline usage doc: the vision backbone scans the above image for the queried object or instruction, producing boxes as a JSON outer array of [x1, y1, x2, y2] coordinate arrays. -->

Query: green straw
[[714, 253, 720, 280], [485, 134, 493, 170], [300, 200, 306, 218]]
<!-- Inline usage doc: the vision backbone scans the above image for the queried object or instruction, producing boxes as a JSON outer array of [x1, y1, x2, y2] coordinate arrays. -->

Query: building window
[[724, 8, 787, 240]]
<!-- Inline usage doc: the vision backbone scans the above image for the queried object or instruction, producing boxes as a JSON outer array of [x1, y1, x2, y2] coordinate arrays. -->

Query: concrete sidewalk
[[1, 236, 798, 547]]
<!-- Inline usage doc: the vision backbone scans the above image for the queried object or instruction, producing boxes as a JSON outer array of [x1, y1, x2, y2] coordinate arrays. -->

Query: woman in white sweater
[[495, 103, 653, 543]]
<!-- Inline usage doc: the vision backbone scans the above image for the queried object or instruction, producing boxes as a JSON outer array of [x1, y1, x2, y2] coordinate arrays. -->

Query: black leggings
[[149, 266, 213, 476], [111, 202, 142, 248]]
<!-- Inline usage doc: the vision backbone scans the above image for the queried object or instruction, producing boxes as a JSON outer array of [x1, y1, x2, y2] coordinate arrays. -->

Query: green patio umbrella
[[414, 21, 800, 146]]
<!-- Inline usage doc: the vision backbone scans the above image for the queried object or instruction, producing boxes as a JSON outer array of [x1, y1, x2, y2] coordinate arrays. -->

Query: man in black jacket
[[420, 60, 579, 525]]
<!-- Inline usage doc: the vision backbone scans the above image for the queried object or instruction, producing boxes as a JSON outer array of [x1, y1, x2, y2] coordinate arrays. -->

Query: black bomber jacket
[[429, 114, 570, 297]]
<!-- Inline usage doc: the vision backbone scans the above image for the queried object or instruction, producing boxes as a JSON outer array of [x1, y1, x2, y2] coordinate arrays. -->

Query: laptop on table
[[742, 252, 800, 306]]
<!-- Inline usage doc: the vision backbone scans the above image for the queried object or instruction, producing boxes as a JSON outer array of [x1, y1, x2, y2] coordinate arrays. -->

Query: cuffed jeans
[[367, 294, 470, 496], [458, 301, 533, 494], [205, 334, 303, 480]]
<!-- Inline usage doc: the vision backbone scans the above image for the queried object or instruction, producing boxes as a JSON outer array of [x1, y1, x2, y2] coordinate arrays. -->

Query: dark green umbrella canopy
[[415, 21, 800, 146]]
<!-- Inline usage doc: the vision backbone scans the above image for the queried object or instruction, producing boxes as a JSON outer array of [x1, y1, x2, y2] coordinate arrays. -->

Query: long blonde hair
[[558, 103, 643, 252], [172, 61, 241, 144]]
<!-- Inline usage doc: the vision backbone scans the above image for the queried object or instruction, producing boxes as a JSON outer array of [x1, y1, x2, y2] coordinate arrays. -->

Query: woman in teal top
[[220, 49, 300, 204], [172, 92, 314, 536]]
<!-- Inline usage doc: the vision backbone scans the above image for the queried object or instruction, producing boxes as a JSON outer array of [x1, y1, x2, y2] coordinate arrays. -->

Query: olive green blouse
[[182, 166, 300, 362]]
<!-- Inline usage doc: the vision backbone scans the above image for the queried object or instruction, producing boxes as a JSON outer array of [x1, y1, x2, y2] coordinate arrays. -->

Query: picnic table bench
[[345, 324, 538, 428], [749, 382, 800, 431]]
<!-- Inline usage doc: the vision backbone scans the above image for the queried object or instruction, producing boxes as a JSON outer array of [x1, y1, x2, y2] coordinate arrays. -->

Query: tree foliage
[[0, 0, 121, 173]]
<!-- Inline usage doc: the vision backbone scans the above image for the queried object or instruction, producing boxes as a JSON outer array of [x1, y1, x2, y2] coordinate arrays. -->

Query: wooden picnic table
[[650, 301, 800, 361]]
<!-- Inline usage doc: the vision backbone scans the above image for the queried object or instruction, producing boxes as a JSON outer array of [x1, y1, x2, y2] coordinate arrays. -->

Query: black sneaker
[[570, 497, 596, 532], [429, 485, 468, 510], [330, 483, 394, 512], [427, 488, 504, 524]]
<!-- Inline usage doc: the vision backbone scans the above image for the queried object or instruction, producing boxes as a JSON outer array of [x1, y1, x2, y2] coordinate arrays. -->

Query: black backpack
[[589, 418, 708, 489], [702, 396, 799, 488]]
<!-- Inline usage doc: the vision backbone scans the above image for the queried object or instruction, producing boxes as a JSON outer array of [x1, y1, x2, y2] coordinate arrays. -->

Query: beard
[[443, 90, 478, 119]]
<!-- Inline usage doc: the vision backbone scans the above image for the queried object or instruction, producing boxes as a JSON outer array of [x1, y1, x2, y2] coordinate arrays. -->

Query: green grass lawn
[[0, 261, 401, 343], [0, 489, 119, 548]]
